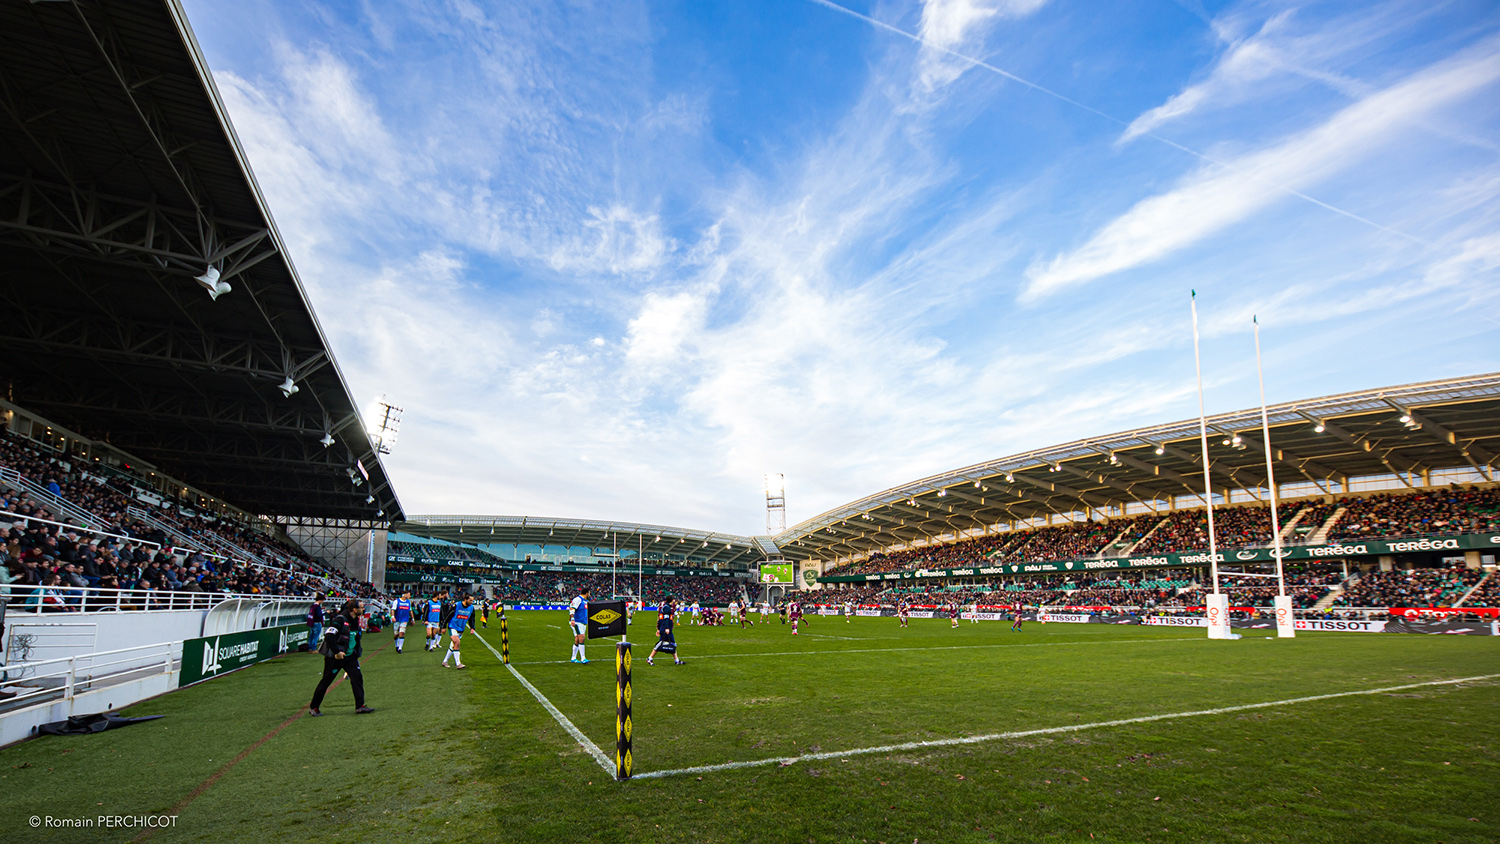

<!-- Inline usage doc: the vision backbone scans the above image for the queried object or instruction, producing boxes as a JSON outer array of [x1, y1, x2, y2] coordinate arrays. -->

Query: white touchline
[[508, 635, 1202, 665], [471, 631, 615, 775], [631, 673, 1500, 781]]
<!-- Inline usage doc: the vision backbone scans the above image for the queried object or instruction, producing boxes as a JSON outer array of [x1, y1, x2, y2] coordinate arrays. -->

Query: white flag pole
[[1192, 291, 1227, 638], [1256, 316, 1295, 637]]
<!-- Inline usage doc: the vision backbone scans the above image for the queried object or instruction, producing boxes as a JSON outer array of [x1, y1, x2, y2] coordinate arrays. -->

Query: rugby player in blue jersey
[[424, 592, 445, 651], [391, 592, 413, 653], [647, 597, 684, 666], [441, 594, 475, 669], [567, 586, 591, 664]]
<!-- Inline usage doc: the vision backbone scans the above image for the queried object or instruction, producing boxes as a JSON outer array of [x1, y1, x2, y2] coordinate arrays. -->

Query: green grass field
[[1, 613, 1497, 843]]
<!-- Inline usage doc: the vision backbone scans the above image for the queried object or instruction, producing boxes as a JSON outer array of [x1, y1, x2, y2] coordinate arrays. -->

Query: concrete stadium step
[[1311, 585, 1345, 611], [1312, 570, 1360, 611], [1307, 506, 1347, 545], [1119, 516, 1169, 556], [1277, 504, 1314, 541], [1452, 571, 1492, 608]]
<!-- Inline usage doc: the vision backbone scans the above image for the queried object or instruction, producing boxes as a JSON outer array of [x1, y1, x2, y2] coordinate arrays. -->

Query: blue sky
[[181, 0, 1500, 535]]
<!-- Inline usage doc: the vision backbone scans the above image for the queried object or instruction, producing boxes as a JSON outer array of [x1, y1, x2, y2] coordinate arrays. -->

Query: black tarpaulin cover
[[37, 713, 164, 736]]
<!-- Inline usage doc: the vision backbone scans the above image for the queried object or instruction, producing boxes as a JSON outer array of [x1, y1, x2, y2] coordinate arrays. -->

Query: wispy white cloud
[[1024, 37, 1500, 301], [1120, 11, 1299, 143], [1120, 1, 1450, 144], [915, 0, 1049, 90]]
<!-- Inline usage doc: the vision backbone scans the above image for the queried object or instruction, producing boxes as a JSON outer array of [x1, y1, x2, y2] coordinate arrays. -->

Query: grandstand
[[0, 0, 396, 747]]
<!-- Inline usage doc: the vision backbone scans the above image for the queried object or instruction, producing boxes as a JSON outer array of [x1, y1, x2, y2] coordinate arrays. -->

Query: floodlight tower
[[765, 473, 786, 535], [370, 395, 404, 455]]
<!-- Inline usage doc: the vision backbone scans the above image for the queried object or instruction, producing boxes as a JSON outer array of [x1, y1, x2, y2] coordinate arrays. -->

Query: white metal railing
[[1, 584, 317, 615], [202, 597, 315, 637], [0, 641, 177, 712], [1, 510, 160, 548], [127, 506, 211, 553], [0, 467, 106, 530]]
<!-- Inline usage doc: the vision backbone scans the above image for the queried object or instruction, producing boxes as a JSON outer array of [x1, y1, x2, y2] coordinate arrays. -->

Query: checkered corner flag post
[[615, 639, 633, 780], [585, 600, 633, 779]]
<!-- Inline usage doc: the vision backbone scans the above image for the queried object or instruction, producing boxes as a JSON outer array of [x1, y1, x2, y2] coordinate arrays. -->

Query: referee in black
[[309, 598, 375, 716]]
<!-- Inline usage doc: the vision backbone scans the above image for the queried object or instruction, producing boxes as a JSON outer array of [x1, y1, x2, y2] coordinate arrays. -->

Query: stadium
[[1, 2, 1497, 843]]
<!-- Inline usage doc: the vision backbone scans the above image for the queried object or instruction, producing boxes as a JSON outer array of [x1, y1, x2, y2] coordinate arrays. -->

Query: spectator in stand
[[308, 594, 326, 649]]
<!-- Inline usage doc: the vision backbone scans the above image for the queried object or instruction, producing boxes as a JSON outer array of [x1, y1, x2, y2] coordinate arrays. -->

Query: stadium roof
[[775, 373, 1500, 562], [0, 0, 401, 520], [395, 515, 770, 569]]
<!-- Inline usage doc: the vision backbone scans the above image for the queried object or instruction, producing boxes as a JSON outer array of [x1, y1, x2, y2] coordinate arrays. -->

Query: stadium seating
[[821, 487, 1498, 584], [1326, 488, 1500, 540], [0, 429, 379, 605], [1332, 565, 1486, 608]]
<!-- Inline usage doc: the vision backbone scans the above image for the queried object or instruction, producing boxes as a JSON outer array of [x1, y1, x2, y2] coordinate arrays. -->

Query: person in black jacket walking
[[309, 599, 375, 716]]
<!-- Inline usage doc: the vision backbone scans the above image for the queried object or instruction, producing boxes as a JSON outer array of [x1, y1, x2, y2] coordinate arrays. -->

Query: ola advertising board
[[759, 563, 794, 584], [179, 624, 309, 687]]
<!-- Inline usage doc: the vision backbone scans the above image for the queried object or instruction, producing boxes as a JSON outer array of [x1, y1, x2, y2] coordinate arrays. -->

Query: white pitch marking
[[507, 635, 1202, 665], [632, 673, 1500, 780], [471, 631, 614, 775]]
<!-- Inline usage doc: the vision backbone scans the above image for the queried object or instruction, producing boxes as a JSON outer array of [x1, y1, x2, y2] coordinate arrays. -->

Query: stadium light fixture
[[1154, 445, 1165, 455], [365, 495, 374, 504], [1005, 473, 1015, 482], [194, 265, 232, 301], [938, 489, 947, 497], [1399, 414, 1411, 423], [278, 376, 299, 398], [1231, 434, 1242, 445], [1221, 437, 1231, 446], [319, 432, 335, 447], [1313, 422, 1325, 433]]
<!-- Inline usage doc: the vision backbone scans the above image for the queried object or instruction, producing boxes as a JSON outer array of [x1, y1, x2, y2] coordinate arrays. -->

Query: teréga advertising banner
[[180, 624, 309, 687], [817, 532, 1500, 583]]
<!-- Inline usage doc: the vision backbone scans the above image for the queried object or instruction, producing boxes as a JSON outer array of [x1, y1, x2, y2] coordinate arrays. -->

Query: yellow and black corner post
[[615, 640, 633, 780], [499, 611, 510, 664]]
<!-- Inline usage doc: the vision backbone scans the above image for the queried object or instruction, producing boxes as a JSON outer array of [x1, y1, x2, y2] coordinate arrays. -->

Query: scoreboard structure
[[758, 563, 794, 584]]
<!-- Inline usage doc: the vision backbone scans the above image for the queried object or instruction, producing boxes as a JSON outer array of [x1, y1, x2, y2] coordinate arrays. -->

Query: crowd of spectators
[[0, 429, 380, 607], [1461, 571, 1499, 607], [0, 511, 331, 611], [1327, 487, 1500, 541], [1333, 565, 1486, 608], [823, 515, 1162, 578], [799, 565, 1363, 610], [1132, 504, 1286, 554], [1167, 567, 1344, 609], [819, 487, 1498, 583], [407, 571, 748, 607]]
